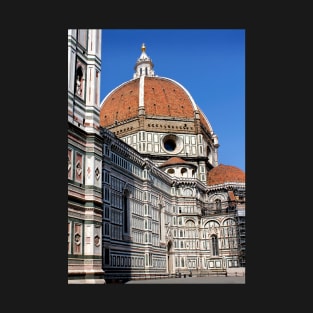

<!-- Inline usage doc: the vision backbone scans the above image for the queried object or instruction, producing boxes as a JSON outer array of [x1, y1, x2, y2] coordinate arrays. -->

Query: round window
[[167, 168, 175, 174], [164, 139, 176, 151], [162, 134, 183, 154]]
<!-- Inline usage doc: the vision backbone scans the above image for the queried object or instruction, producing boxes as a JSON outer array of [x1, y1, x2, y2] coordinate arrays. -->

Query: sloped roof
[[159, 156, 196, 168]]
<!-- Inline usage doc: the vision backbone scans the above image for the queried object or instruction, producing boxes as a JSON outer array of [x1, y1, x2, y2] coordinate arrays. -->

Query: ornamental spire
[[133, 43, 155, 78]]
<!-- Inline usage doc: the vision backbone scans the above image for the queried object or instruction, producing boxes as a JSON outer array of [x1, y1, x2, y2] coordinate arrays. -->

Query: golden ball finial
[[141, 43, 146, 52]]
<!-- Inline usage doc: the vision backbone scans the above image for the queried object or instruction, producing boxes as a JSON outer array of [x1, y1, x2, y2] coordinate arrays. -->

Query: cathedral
[[67, 29, 246, 284]]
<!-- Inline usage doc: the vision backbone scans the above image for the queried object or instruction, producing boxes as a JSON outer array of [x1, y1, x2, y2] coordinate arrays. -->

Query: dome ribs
[[144, 77, 194, 118], [100, 76, 212, 136], [100, 80, 139, 126], [207, 164, 245, 186]]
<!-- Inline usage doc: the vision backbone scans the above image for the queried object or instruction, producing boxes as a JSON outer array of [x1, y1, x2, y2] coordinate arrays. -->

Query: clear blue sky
[[100, 29, 245, 172]]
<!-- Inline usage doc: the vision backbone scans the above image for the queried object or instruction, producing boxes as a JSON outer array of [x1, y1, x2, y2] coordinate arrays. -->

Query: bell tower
[[68, 29, 105, 284], [68, 29, 101, 132]]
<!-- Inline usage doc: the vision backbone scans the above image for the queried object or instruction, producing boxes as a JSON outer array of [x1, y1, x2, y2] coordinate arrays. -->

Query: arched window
[[75, 65, 84, 97], [211, 235, 219, 256], [215, 199, 222, 212], [181, 168, 187, 176]]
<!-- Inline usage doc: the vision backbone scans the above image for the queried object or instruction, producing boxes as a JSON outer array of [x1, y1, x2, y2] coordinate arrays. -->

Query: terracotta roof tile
[[100, 79, 140, 126], [159, 157, 189, 167], [207, 164, 245, 186]]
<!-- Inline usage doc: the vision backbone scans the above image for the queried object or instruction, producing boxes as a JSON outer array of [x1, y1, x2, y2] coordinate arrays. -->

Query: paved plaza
[[125, 275, 245, 284]]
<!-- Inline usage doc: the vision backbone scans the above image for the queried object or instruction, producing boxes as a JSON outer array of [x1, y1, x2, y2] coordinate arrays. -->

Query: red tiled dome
[[207, 164, 245, 186], [99, 76, 212, 135], [100, 79, 140, 126]]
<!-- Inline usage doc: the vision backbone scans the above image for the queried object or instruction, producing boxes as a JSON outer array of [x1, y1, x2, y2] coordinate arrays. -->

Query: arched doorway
[[167, 240, 173, 274]]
